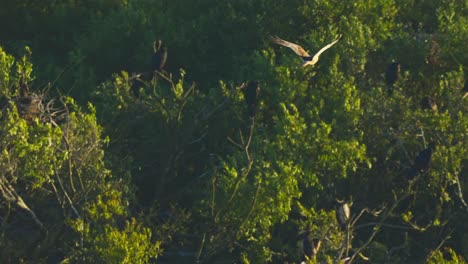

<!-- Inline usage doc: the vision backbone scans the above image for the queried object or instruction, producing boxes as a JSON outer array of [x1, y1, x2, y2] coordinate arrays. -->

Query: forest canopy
[[0, 0, 468, 263]]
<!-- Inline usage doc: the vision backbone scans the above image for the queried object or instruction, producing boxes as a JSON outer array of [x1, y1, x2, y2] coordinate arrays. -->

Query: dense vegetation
[[1, 0, 467, 263]]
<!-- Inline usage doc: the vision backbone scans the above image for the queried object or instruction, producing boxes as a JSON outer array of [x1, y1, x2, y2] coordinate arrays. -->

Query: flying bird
[[270, 34, 342, 67]]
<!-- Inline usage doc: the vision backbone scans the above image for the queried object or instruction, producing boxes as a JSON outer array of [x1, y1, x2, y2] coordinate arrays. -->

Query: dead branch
[[0, 178, 43, 229], [53, 165, 81, 219], [451, 172, 468, 214], [351, 206, 385, 227], [354, 222, 413, 231], [346, 190, 412, 264]]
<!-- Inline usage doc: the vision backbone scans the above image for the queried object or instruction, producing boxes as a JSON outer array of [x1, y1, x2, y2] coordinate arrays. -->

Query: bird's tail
[[247, 104, 257, 118]]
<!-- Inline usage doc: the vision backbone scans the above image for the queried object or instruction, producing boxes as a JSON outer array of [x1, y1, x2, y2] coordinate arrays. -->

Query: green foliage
[[0, 48, 161, 263], [93, 219, 161, 264], [69, 191, 162, 263], [427, 247, 468, 264]]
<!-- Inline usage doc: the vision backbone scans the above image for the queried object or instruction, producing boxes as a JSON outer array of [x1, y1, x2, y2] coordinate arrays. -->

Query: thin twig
[[196, 232, 207, 262], [227, 137, 244, 150], [347, 190, 412, 264], [351, 207, 384, 227], [354, 222, 413, 230], [53, 165, 81, 219], [236, 178, 262, 239], [425, 229, 453, 261], [0, 178, 44, 229], [215, 119, 256, 221]]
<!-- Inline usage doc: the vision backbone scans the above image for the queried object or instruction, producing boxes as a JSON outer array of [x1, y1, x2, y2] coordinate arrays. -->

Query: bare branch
[[354, 222, 413, 231], [425, 230, 453, 262], [451, 172, 468, 213], [347, 190, 412, 264], [215, 119, 256, 221], [236, 178, 262, 239], [53, 165, 81, 219], [351, 206, 385, 227], [0, 178, 43, 229], [227, 136, 244, 150]]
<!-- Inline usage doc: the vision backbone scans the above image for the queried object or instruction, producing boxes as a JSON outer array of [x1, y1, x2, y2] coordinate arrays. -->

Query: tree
[[0, 47, 162, 263]]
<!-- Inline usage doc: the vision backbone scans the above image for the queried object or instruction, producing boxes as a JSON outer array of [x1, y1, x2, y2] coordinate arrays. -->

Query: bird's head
[[335, 197, 353, 207]]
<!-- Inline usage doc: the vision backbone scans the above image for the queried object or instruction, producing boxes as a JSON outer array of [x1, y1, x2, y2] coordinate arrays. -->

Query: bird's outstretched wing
[[311, 34, 342, 62], [270, 36, 310, 57]]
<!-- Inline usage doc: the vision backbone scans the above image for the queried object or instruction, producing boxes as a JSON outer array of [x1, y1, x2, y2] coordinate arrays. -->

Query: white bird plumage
[[270, 34, 342, 67]]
